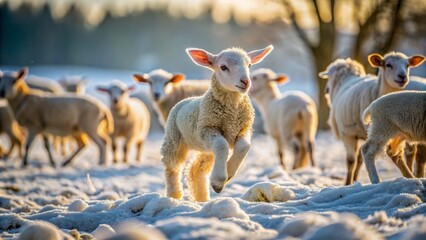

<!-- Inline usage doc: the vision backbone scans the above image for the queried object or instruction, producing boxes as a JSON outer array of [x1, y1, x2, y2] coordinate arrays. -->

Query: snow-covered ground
[[0, 132, 425, 240], [0, 66, 425, 239]]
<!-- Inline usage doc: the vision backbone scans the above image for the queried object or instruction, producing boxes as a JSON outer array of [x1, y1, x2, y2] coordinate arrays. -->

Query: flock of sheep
[[0, 45, 425, 202]]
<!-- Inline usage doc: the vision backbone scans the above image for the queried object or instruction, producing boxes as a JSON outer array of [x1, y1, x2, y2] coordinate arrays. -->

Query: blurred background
[[1, 0, 425, 131]]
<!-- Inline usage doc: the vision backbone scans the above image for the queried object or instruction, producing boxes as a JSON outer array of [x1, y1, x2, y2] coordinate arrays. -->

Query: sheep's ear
[[96, 86, 109, 93], [248, 45, 274, 65], [318, 70, 329, 79], [132, 73, 151, 83], [274, 74, 288, 84], [186, 48, 215, 69], [368, 53, 384, 68], [409, 55, 425, 68], [170, 73, 185, 84], [15, 67, 28, 83]]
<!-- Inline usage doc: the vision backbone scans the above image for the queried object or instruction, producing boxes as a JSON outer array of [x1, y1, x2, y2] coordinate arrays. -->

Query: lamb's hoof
[[211, 184, 224, 193]]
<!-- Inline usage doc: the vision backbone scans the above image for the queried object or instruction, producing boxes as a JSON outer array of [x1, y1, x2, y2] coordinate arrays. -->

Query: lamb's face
[[60, 76, 86, 94], [214, 51, 252, 93], [249, 68, 288, 100], [0, 68, 28, 100], [132, 70, 185, 102], [97, 82, 133, 108], [369, 53, 425, 90], [186, 45, 274, 94], [250, 71, 269, 98]]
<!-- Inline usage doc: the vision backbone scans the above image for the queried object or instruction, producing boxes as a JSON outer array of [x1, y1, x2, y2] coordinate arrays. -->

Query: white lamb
[[132, 69, 209, 127], [59, 76, 87, 94], [0, 68, 114, 167], [25, 75, 64, 94], [250, 68, 317, 169], [319, 52, 425, 185], [97, 80, 150, 163], [160, 45, 273, 202], [362, 90, 426, 183]]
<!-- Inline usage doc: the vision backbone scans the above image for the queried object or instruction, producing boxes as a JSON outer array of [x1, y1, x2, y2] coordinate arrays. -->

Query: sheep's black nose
[[153, 93, 160, 99], [398, 74, 406, 80], [0, 90, 4, 98]]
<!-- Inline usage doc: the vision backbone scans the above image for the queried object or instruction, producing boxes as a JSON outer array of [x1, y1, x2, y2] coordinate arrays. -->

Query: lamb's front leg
[[227, 135, 251, 183], [204, 132, 229, 193]]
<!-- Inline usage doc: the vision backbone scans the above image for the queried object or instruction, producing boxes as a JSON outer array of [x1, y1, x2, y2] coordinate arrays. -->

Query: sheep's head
[[97, 80, 134, 108], [132, 69, 185, 102], [249, 68, 288, 99], [186, 45, 274, 94], [369, 52, 425, 89], [319, 58, 366, 106], [0, 67, 28, 100], [59, 76, 88, 94]]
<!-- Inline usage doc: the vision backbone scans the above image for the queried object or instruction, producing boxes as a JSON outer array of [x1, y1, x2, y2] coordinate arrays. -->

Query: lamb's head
[[186, 45, 274, 94], [319, 58, 366, 106], [59, 76, 87, 94], [132, 69, 185, 102], [97, 80, 134, 108], [249, 68, 288, 99], [0, 67, 28, 99], [368, 52, 425, 89]]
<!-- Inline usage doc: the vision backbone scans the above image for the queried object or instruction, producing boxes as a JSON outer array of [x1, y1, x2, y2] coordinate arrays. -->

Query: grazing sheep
[[249, 68, 317, 169], [319, 52, 425, 185], [97, 80, 150, 163], [0, 68, 113, 167], [361, 91, 426, 183], [0, 100, 24, 158], [160, 45, 273, 202], [59, 76, 87, 94], [25, 75, 64, 94], [132, 69, 209, 127]]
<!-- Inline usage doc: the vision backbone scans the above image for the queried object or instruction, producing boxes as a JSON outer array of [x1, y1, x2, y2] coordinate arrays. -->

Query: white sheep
[[361, 90, 426, 183], [25, 75, 64, 94], [160, 45, 273, 202], [249, 68, 317, 169], [59, 76, 87, 94], [97, 80, 150, 163], [132, 69, 209, 127], [319, 52, 425, 185], [0, 67, 114, 167], [0, 100, 24, 158]]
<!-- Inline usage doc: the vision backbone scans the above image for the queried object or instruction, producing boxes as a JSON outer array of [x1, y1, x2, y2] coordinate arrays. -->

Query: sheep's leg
[[226, 135, 251, 183], [136, 140, 144, 162], [188, 153, 214, 202], [308, 141, 315, 167], [343, 136, 359, 185], [353, 151, 363, 182], [42, 135, 56, 167], [86, 130, 108, 165], [62, 134, 87, 167], [22, 130, 37, 167], [404, 142, 416, 173], [111, 139, 118, 163], [415, 144, 426, 178], [123, 140, 132, 164], [162, 144, 188, 200], [274, 137, 286, 169], [386, 137, 415, 179], [202, 131, 229, 194]]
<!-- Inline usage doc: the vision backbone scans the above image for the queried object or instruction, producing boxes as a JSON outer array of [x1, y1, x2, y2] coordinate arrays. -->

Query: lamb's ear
[[368, 53, 384, 68], [15, 67, 28, 83], [170, 73, 185, 83], [274, 74, 288, 84], [248, 45, 274, 65], [132, 73, 151, 83], [318, 70, 329, 79], [409, 55, 425, 68], [127, 85, 136, 92], [96, 86, 109, 93], [186, 48, 215, 69]]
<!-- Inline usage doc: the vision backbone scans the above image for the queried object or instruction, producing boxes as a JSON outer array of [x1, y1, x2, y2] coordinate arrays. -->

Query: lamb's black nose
[[398, 74, 406, 81], [0, 90, 4, 98], [154, 93, 160, 99]]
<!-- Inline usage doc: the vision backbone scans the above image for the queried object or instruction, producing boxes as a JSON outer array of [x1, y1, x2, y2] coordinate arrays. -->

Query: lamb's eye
[[248, 64, 252, 68], [220, 65, 229, 71], [386, 64, 393, 69]]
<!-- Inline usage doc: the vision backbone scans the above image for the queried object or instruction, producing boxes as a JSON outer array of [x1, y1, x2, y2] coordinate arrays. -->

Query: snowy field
[[0, 66, 425, 239], [0, 131, 425, 239]]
